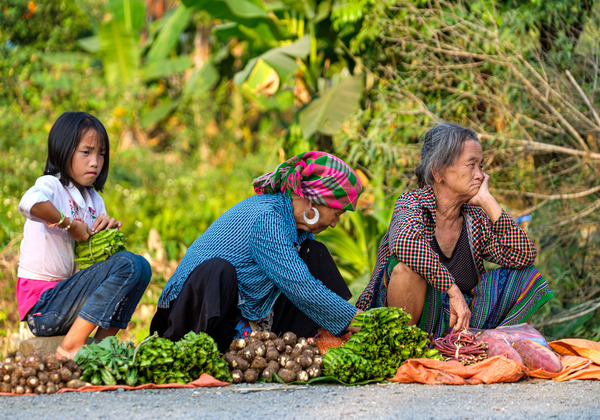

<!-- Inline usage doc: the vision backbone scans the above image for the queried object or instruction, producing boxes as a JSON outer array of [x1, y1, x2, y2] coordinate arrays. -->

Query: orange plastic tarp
[[389, 356, 528, 385]]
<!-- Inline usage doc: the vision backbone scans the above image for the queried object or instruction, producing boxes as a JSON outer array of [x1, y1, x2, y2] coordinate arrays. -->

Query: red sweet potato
[[478, 336, 524, 365], [512, 339, 562, 373]]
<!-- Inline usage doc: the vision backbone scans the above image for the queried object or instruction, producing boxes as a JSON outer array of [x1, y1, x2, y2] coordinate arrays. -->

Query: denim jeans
[[26, 251, 151, 336]]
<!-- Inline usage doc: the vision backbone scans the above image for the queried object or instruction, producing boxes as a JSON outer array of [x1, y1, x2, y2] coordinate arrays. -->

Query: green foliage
[[0, 0, 97, 52]]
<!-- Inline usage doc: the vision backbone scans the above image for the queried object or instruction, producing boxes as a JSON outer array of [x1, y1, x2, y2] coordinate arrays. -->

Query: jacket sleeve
[[475, 209, 537, 268], [249, 211, 356, 335]]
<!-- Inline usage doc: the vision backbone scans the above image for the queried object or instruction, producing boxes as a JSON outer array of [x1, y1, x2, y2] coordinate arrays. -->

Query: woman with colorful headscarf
[[151, 151, 363, 351]]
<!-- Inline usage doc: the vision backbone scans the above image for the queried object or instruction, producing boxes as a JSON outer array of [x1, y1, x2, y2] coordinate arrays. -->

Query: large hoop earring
[[303, 208, 320, 225]]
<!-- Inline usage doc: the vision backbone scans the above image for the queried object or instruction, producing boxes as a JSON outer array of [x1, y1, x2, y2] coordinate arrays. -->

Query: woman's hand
[[467, 173, 502, 223], [446, 284, 471, 331], [346, 308, 364, 333], [90, 214, 121, 234]]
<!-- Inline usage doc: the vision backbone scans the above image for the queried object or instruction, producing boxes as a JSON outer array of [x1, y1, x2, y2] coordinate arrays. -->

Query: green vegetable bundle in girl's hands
[[74, 228, 127, 269]]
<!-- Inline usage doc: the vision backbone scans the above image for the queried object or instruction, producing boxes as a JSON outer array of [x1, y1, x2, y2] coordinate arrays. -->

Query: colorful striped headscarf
[[253, 151, 363, 211]]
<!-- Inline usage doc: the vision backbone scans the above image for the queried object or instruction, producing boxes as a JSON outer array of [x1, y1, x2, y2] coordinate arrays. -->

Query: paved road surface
[[2, 379, 599, 419]]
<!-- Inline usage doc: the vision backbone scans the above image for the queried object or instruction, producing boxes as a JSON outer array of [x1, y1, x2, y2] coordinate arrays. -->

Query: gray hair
[[415, 122, 479, 188]]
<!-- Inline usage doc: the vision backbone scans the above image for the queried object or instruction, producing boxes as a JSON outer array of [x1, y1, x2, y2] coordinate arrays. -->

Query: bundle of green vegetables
[[323, 307, 443, 383], [74, 336, 138, 386], [74, 228, 127, 269], [74, 332, 231, 386], [133, 332, 231, 384]]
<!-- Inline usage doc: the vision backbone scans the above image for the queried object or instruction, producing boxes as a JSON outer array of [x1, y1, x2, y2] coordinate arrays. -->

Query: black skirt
[[150, 239, 352, 352]]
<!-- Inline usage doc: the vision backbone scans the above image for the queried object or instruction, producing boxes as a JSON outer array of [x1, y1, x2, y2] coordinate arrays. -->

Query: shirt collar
[[420, 185, 437, 219], [64, 178, 89, 211]]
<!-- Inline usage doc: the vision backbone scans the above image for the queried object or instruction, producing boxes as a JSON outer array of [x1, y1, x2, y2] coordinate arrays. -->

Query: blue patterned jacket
[[158, 192, 356, 334]]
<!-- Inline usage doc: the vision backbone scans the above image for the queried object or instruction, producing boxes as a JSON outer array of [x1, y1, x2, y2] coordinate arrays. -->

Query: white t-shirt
[[18, 175, 107, 281]]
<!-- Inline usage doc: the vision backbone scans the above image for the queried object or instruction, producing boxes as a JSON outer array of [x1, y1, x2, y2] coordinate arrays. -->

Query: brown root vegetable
[[23, 354, 42, 369], [0, 383, 11, 393], [66, 379, 88, 389], [231, 370, 243, 384], [261, 367, 277, 380], [312, 354, 324, 367], [265, 347, 280, 362], [312, 347, 320, 355], [306, 363, 321, 379], [250, 356, 267, 372], [13, 385, 25, 395], [273, 339, 286, 353], [72, 370, 82, 379], [26, 376, 39, 388], [278, 354, 291, 368], [260, 331, 271, 341], [45, 383, 57, 394], [282, 332, 297, 346], [285, 360, 302, 373], [11, 365, 23, 379], [14, 353, 24, 363], [306, 337, 316, 346], [243, 368, 259, 384], [34, 384, 46, 395], [285, 345, 293, 354], [229, 356, 250, 371], [239, 346, 256, 361], [230, 338, 247, 351], [249, 331, 261, 339], [21, 367, 36, 379], [268, 332, 277, 341], [10, 376, 20, 387], [223, 351, 237, 365], [251, 341, 266, 358], [3, 374, 10, 383], [296, 370, 309, 382], [3, 363, 15, 374], [296, 355, 313, 369], [302, 348, 314, 357], [24, 386, 33, 394], [37, 372, 49, 384], [266, 360, 280, 372], [59, 367, 73, 382], [512, 339, 562, 373], [63, 360, 79, 372], [245, 337, 262, 347], [297, 337, 308, 347], [277, 368, 296, 383], [44, 354, 60, 371], [19, 377, 27, 387], [49, 372, 62, 384]]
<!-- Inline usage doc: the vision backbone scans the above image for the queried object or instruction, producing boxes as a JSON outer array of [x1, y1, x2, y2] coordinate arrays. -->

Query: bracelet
[[59, 216, 72, 231], [47, 210, 64, 228]]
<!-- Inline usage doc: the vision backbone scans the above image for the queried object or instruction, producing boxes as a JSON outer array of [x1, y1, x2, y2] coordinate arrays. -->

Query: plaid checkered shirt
[[356, 185, 537, 309]]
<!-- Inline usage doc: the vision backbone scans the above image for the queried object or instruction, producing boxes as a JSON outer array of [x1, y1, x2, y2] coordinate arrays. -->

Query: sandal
[[56, 345, 76, 360]]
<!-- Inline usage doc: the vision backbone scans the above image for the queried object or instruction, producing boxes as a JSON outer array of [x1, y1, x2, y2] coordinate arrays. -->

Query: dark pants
[[150, 239, 351, 352]]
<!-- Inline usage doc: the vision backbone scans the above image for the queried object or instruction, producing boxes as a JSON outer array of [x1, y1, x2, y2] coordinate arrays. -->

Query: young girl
[[17, 111, 152, 359]]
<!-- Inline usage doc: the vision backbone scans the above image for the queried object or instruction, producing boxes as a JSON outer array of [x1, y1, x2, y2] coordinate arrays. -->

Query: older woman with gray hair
[[356, 122, 554, 338]]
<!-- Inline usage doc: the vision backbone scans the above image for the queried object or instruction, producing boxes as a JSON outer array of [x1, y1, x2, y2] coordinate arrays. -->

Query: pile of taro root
[[223, 331, 323, 383], [1, 353, 87, 394]]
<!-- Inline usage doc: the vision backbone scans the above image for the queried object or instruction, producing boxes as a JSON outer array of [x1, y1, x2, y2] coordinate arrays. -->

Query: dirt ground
[[1, 379, 599, 419]]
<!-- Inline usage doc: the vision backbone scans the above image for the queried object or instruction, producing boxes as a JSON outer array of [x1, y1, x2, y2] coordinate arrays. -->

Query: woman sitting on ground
[[356, 122, 554, 338], [151, 151, 363, 351]]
